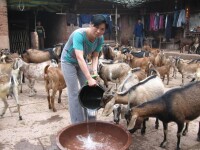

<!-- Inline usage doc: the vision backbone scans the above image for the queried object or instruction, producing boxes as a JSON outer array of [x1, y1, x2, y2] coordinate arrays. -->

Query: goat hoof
[[53, 108, 57, 112], [141, 129, 146, 135], [19, 116, 22, 120], [160, 141, 167, 148], [114, 121, 119, 124], [197, 136, 200, 141], [29, 93, 35, 97], [58, 99, 61, 103], [155, 125, 159, 129], [176, 146, 181, 150], [182, 131, 187, 136], [128, 128, 137, 133]]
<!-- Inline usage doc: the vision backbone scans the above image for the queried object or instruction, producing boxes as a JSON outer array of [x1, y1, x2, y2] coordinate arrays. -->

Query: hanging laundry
[[154, 13, 160, 31], [177, 9, 185, 27], [149, 13, 155, 31], [159, 15, 164, 29], [79, 14, 93, 27], [102, 14, 113, 34], [173, 10, 179, 27], [144, 15, 150, 31], [165, 14, 173, 42]]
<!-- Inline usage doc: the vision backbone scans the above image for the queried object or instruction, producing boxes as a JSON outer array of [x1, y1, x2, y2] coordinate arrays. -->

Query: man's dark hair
[[91, 15, 109, 29]]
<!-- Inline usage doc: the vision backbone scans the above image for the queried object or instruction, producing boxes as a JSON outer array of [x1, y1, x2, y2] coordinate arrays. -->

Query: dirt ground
[[1, 54, 200, 150]]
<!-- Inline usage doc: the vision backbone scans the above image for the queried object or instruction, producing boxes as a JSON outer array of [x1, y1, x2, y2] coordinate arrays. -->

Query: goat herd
[[1, 43, 200, 150]]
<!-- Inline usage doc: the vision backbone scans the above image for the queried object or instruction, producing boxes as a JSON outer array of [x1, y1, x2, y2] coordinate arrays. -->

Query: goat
[[44, 65, 66, 112], [147, 58, 174, 85], [126, 81, 200, 150], [22, 43, 63, 63], [102, 75, 165, 134], [175, 57, 200, 85], [179, 37, 194, 53], [0, 59, 22, 120], [124, 53, 150, 71], [17, 58, 57, 96], [98, 62, 131, 88]]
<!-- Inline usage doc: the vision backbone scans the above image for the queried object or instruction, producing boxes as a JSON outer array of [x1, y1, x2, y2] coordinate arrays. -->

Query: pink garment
[[149, 13, 155, 31], [159, 15, 164, 29]]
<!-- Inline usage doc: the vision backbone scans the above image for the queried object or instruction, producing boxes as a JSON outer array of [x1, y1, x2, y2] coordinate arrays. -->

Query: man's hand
[[87, 77, 97, 86]]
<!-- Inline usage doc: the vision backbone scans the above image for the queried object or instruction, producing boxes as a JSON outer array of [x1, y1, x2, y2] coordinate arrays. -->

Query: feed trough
[[56, 121, 132, 150]]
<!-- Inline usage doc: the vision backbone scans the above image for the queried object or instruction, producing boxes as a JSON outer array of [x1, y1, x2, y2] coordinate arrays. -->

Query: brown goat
[[22, 44, 63, 63], [179, 37, 194, 53], [124, 53, 150, 71], [44, 65, 66, 112]]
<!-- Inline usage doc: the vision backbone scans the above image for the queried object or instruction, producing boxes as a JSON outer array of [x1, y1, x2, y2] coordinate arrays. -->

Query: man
[[61, 15, 108, 124], [36, 21, 45, 49], [134, 18, 144, 48]]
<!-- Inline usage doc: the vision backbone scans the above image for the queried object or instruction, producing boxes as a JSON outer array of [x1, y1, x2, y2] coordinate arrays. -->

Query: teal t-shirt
[[61, 28, 104, 64]]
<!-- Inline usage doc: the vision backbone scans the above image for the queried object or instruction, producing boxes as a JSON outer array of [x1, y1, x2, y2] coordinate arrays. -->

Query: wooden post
[[0, 0, 10, 49], [115, 5, 118, 44]]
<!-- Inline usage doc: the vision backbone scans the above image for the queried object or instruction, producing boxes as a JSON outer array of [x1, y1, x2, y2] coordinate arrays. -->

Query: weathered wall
[[189, 12, 200, 30], [0, 0, 9, 49], [39, 13, 68, 47], [119, 15, 138, 45]]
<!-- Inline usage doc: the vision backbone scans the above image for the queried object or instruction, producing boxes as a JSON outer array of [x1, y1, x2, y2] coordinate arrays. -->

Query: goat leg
[[197, 121, 200, 141], [12, 86, 22, 120], [160, 122, 168, 148], [47, 90, 51, 109], [181, 73, 184, 86], [58, 90, 62, 103], [28, 79, 36, 97], [19, 71, 23, 93], [176, 122, 184, 150], [167, 74, 169, 85], [51, 91, 57, 112], [182, 122, 189, 136], [1, 98, 8, 117], [141, 118, 148, 135], [155, 118, 159, 129]]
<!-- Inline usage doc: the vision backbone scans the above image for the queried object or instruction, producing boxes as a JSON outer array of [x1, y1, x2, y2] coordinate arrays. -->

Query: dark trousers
[[38, 37, 44, 50]]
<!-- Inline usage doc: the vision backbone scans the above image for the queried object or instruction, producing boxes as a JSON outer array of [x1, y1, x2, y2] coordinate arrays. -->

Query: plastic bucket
[[78, 85, 104, 110]]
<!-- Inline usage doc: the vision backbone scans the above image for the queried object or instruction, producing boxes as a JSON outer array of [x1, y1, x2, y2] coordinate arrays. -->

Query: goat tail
[[44, 65, 50, 80]]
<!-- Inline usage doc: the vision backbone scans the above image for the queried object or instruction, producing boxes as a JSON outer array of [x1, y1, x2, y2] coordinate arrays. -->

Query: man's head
[[37, 21, 41, 26], [138, 18, 141, 24], [90, 15, 108, 38]]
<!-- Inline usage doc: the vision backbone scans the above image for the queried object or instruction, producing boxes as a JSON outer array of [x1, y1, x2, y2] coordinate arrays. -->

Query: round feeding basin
[[56, 121, 132, 150]]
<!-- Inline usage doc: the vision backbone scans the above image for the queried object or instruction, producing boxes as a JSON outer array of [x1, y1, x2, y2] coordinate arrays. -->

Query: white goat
[[98, 61, 131, 88], [175, 57, 200, 85], [17, 58, 57, 96], [0, 59, 22, 120], [102, 75, 165, 133]]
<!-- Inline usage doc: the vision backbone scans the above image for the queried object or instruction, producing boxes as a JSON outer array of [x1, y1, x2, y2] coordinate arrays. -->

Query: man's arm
[[91, 52, 99, 75], [75, 50, 97, 86]]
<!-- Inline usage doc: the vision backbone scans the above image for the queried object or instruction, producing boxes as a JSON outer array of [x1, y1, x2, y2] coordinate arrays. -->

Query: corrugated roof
[[103, 0, 160, 8], [7, 0, 161, 12]]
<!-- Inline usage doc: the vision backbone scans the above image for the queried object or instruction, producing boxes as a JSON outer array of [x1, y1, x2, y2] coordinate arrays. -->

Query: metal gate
[[9, 30, 30, 54]]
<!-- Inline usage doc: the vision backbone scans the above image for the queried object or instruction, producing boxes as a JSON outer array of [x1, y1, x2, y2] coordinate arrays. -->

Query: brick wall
[[0, 0, 9, 49]]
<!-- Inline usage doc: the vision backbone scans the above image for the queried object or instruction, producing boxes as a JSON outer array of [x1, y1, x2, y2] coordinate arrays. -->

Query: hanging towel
[[150, 13, 155, 31], [177, 9, 185, 27], [79, 14, 93, 27], [173, 10, 179, 27], [159, 15, 164, 29]]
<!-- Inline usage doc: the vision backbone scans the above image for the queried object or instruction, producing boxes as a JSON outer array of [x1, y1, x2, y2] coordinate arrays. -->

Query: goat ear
[[105, 86, 112, 93], [102, 98, 115, 116], [127, 115, 138, 130]]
